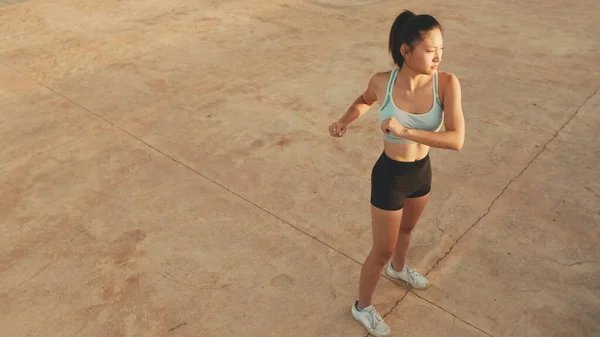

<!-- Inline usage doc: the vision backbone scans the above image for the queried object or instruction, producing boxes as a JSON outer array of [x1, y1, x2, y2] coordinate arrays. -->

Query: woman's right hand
[[328, 121, 347, 137]]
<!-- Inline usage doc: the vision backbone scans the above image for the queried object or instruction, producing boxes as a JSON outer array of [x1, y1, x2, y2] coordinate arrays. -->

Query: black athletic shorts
[[370, 151, 432, 211]]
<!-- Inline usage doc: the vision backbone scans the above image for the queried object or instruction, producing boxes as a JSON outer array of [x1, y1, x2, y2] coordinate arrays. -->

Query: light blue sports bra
[[379, 68, 444, 144]]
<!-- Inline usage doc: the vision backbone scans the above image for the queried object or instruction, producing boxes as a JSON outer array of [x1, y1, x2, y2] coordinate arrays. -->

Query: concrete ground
[[1, 0, 599, 336]]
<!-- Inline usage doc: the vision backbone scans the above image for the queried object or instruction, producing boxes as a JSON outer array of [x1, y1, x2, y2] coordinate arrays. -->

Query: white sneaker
[[386, 262, 429, 289], [350, 300, 391, 337]]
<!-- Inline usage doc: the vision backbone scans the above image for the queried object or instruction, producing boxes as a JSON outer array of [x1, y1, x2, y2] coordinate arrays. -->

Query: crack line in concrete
[[367, 87, 598, 336], [374, 276, 495, 337], [362, 287, 411, 337], [6, 61, 425, 334], [1, 61, 364, 267], [409, 292, 495, 337], [424, 87, 600, 277], [8, 58, 597, 337]]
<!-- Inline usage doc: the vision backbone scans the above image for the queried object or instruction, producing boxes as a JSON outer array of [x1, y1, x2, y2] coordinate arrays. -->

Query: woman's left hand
[[381, 117, 407, 137]]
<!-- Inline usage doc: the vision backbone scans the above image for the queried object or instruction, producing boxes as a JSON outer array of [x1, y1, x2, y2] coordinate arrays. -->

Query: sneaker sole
[[350, 306, 391, 337]]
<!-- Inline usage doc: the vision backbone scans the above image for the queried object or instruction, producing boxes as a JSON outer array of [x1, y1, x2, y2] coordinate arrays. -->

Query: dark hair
[[389, 10, 442, 67]]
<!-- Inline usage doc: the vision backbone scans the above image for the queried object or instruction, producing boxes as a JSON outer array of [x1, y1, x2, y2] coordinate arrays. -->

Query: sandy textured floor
[[1, 0, 599, 336]]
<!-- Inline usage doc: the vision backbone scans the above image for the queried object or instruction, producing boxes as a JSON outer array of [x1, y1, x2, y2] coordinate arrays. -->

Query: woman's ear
[[400, 44, 410, 58]]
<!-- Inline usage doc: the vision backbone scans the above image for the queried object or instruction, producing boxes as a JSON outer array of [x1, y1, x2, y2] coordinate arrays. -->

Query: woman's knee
[[369, 248, 394, 266], [399, 224, 415, 234]]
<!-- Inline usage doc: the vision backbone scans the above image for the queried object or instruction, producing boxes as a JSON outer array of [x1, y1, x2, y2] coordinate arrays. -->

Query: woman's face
[[403, 28, 444, 74]]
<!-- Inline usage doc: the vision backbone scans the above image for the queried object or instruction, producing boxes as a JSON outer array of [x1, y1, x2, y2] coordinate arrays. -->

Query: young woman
[[328, 10, 465, 337]]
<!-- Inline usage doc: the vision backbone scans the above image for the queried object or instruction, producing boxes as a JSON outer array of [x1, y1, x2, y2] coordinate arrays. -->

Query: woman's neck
[[396, 65, 432, 93]]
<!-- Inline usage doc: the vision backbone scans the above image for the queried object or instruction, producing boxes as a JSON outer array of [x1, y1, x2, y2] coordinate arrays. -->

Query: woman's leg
[[391, 193, 430, 270], [357, 205, 403, 309]]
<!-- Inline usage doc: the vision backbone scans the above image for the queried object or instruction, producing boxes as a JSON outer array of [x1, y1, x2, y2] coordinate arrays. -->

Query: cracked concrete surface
[[425, 87, 600, 278], [1, 0, 600, 336]]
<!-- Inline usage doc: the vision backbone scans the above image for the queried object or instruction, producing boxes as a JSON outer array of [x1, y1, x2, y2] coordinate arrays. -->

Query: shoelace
[[405, 267, 422, 284], [366, 308, 386, 329]]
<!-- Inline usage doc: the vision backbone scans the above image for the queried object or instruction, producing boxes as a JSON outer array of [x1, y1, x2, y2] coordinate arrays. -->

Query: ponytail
[[388, 10, 441, 68]]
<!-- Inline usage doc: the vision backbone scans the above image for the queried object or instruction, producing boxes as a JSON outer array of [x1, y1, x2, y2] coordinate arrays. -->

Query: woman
[[328, 10, 465, 337]]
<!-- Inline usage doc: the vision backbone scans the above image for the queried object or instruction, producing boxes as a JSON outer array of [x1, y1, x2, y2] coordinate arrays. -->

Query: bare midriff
[[383, 141, 430, 162]]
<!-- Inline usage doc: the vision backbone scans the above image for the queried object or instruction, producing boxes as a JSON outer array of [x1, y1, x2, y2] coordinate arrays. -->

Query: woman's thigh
[[370, 205, 403, 256]]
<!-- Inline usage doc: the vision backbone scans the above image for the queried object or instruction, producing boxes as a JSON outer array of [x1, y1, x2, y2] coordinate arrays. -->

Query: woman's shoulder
[[437, 70, 461, 100], [367, 69, 396, 90], [437, 71, 461, 88]]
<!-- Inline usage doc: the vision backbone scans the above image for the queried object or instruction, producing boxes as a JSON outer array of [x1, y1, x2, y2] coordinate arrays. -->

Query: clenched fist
[[381, 117, 407, 137], [328, 121, 347, 137]]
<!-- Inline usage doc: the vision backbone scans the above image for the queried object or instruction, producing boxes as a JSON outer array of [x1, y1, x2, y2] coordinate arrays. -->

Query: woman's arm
[[338, 74, 380, 125], [382, 73, 465, 150], [330, 73, 381, 137]]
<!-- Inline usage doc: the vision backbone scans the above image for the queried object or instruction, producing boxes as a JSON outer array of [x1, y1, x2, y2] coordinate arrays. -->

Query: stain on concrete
[[276, 136, 290, 148], [109, 230, 147, 266], [270, 273, 295, 287], [250, 139, 264, 149]]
